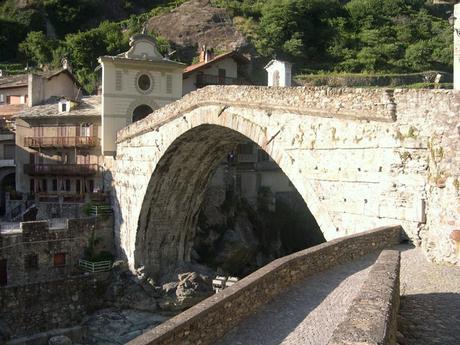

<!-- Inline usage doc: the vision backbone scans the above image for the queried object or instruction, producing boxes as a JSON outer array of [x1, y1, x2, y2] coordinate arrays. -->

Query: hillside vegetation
[[0, 0, 454, 92]]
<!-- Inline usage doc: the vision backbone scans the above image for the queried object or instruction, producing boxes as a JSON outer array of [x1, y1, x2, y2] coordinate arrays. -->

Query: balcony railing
[[196, 74, 246, 88], [24, 136, 99, 148], [24, 164, 100, 176]]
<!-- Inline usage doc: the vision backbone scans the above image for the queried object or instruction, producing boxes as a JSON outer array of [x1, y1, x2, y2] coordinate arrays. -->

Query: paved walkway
[[214, 253, 378, 345], [398, 245, 460, 345]]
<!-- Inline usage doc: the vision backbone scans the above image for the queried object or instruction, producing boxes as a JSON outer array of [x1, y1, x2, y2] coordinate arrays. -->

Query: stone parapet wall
[[0, 216, 113, 286], [127, 225, 401, 345], [0, 274, 109, 338], [117, 86, 398, 143], [327, 249, 400, 345]]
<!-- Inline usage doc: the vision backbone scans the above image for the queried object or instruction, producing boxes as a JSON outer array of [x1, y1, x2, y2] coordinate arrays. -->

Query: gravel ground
[[397, 244, 460, 345], [213, 253, 378, 345]]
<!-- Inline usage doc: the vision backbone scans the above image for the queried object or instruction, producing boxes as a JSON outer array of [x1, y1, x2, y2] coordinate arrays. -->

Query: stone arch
[[132, 104, 153, 123], [126, 97, 159, 124], [131, 108, 336, 278]]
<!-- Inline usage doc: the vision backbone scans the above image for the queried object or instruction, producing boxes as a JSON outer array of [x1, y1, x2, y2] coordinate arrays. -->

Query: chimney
[[199, 45, 207, 63], [199, 45, 214, 63]]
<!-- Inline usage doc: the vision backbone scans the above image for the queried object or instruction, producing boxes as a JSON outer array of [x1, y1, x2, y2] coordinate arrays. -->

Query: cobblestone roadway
[[398, 245, 460, 345], [214, 253, 378, 345]]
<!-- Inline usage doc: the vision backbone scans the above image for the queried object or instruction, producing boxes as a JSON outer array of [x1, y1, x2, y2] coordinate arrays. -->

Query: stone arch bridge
[[111, 86, 460, 277]]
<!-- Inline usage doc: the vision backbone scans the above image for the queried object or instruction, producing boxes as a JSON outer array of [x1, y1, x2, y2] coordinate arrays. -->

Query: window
[[24, 254, 38, 271], [61, 103, 67, 112], [76, 179, 81, 194], [166, 75, 173, 94], [0, 259, 6, 286], [52, 179, 58, 191], [273, 70, 280, 87], [132, 104, 153, 123], [65, 179, 71, 192], [57, 126, 67, 137], [115, 70, 123, 91], [0, 94, 4, 103], [218, 69, 226, 83], [29, 179, 35, 193], [138, 74, 151, 91], [41, 179, 47, 192], [53, 253, 66, 267], [4, 144, 15, 159], [80, 123, 92, 137], [237, 143, 253, 155], [87, 179, 94, 193]]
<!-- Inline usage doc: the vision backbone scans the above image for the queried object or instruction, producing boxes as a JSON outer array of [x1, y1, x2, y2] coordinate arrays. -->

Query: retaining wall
[[127, 225, 402, 345]]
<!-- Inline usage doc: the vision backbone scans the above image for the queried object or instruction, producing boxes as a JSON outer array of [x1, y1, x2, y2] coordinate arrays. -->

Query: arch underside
[[135, 125, 249, 278]]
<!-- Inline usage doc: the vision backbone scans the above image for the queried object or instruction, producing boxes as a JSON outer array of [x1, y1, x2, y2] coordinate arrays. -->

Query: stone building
[[98, 34, 185, 155], [0, 216, 113, 287], [0, 124, 15, 215], [182, 46, 250, 95], [14, 96, 103, 198]]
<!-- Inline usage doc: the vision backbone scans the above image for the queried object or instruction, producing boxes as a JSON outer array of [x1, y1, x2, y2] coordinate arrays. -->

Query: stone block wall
[[327, 249, 400, 345], [0, 216, 113, 286], [126, 225, 401, 345], [0, 274, 109, 338]]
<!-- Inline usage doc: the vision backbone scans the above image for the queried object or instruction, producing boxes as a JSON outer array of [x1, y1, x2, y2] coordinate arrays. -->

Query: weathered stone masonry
[[0, 216, 113, 286], [0, 217, 113, 338], [126, 226, 401, 345], [113, 86, 460, 277]]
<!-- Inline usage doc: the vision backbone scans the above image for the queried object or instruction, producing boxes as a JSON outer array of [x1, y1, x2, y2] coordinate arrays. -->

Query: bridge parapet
[[116, 86, 400, 143], [127, 225, 401, 345]]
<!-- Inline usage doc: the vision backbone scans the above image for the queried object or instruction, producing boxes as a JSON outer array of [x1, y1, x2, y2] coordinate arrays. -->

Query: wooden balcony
[[196, 74, 246, 88], [24, 136, 99, 148], [24, 164, 100, 176]]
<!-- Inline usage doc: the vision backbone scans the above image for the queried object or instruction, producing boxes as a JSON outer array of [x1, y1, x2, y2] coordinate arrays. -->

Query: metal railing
[[24, 136, 99, 148], [90, 205, 112, 216], [78, 259, 112, 273], [24, 164, 100, 176]]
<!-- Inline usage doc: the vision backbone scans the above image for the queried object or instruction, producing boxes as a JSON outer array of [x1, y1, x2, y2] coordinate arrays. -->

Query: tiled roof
[[17, 96, 101, 119], [0, 104, 25, 118], [0, 74, 28, 89], [0, 68, 82, 90], [183, 51, 249, 76]]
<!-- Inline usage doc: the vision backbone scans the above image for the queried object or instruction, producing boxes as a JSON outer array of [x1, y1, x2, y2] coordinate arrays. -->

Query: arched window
[[132, 104, 153, 123], [273, 70, 280, 87]]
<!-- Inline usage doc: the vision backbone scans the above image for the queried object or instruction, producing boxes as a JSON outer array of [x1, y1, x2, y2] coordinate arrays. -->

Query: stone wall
[[126, 225, 401, 345], [0, 216, 113, 286], [327, 249, 400, 345], [0, 273, 109, 338], [113, 86, 460, 277]]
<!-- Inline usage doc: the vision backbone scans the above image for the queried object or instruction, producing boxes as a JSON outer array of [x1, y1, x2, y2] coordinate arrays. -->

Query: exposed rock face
[[148, 0, 253, 62], [193, 184, 324, 277]]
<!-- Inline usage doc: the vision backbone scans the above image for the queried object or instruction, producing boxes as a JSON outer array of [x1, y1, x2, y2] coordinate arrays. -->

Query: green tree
[[256, 0, 344, 62], [19, 31, 56, 66]]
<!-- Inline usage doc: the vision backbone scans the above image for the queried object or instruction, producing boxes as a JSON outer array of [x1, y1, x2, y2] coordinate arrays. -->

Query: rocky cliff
[[148, 0, 255, 63]]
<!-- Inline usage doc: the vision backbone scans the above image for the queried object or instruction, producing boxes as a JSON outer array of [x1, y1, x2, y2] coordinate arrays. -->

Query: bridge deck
[[213, 252, 379, 345]]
